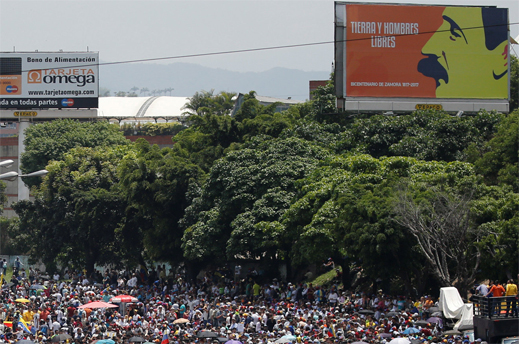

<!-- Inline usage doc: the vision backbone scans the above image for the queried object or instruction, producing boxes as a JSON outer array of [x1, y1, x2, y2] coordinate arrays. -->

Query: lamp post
[[0, 159, 48, 182], [0, 158, 48, 203], [0, 169, 49, 181]]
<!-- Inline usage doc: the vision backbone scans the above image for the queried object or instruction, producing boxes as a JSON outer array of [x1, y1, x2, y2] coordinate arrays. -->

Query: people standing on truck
[[487, 281, 506, 317], [476, 281, 489, 296], [505, 279, 518, 317]]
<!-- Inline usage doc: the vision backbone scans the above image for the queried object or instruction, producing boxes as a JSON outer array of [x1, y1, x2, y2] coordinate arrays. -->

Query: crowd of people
[[0, 265, 509, 344]]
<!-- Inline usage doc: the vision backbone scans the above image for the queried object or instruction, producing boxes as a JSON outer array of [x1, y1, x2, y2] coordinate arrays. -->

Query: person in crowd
[[505, 279, 518, 317], [486, 281, 506, 316]]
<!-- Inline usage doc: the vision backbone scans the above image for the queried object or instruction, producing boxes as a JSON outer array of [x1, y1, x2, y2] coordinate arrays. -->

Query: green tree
[[175, 90, 303, 173], [310, 77, 338, 122], [472, 186, 518, 280], [510, 55, 518, 112], [233, 91, 280, 122], [182, 90, 236, 117], [172, 115, 240, 171], [21, 119, 129, 187], [141, 122, 185, 136], [337, 110, 502, 161], [276, 155, 423, 291], [13, 145, 138, 274], [118, 139, 206, 263], [281, 120, 343, 149], [394, 181, 476, 293], [468, 111, 519, 192], [0, 216, 19, 255], [181, 137, 331, 266], [263, 154, 498, 294]]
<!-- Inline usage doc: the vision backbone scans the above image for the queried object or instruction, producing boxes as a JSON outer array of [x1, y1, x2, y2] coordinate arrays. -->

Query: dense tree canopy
[[9, 84, 518, 291], [510, 55, 518, 112], [13, 145, 138, 274], [21, 119, 129, 187], [181, 90, 236, 117], [468, 112, 519, 192], [118, 140, 206, 263], [337, 111, 502, 161], [181, 137, 330, 263]]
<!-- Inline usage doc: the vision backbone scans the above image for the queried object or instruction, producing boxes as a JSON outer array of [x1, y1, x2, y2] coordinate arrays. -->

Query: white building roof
[[98, 96, 189, 121], [255, 95, 304, 106], [97, 94, 303, 122]]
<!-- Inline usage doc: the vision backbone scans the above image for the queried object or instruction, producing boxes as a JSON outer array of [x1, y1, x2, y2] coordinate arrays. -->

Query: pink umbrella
[[110, 295, 138, 303], [78, 301, 118, 309]]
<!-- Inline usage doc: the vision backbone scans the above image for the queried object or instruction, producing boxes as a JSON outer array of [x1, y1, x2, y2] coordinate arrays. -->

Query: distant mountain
[[99, 62, 329, 101]]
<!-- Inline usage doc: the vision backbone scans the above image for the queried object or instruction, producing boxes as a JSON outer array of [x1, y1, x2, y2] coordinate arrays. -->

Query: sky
[[0, 0, 518, 73]]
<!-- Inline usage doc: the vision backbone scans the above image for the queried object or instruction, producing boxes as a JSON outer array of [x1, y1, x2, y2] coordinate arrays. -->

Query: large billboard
[[0, 52, 98, 109], [334, 3, 510, 111]]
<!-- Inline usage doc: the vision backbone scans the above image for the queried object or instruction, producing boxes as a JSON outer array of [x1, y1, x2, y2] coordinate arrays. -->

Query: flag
[[4, 321, 12, 328], [0, 273, 3, 289], [18, 315, 35, 334], [326, 325, 335, 338], [161, 333, 169, 344]]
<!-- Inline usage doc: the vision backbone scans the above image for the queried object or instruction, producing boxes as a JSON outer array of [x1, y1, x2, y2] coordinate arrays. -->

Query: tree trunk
[[85, 251, 97, 277], [399, 269, 413, 296], [340, 260, 352, 289]]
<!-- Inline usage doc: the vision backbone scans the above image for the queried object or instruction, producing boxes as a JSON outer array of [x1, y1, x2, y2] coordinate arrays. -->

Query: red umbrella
[[110, 295, 138, 303], [78, 301, 118, 309]]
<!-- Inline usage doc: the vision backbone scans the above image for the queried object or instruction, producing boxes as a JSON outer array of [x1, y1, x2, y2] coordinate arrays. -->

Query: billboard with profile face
[[335, 3, 510, 101], [0, 52, 98, 109]]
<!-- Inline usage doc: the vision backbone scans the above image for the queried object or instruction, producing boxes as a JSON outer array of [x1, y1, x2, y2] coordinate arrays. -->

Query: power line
[[96, 22, 519, 67], [12, 21, 519, 72]]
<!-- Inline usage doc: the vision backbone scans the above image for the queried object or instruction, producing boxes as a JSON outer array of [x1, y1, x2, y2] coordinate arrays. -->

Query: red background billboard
[[342, 3, 509, 99]]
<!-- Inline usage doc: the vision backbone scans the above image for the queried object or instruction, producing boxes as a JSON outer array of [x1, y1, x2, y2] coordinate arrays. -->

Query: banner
[[0, 52, 99, 109], [343, 4, 509, 99]]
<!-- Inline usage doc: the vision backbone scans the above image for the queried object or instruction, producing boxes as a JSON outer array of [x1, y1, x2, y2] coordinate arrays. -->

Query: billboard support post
[[17, 120, 30, 201]]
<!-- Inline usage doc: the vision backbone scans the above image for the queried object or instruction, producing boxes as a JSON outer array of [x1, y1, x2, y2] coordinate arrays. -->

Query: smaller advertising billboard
[[0, 52, 98, 109], [334, 2, 510, 112]]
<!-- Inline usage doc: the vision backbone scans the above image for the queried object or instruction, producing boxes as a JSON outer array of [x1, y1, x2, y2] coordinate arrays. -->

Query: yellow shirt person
[[22, 309, 34, 323], [506, 280, 518, 296]]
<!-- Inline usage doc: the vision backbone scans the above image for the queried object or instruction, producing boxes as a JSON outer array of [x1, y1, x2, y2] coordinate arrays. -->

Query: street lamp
[[0, 160, 14, 168], [0, 169, 48, 181], [0, 160, 48, 181], [0, 171, 18, 181]]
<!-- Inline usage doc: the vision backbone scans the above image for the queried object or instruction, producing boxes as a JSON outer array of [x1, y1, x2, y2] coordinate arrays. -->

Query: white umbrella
[[389, 338, 411, 344], [274, 338, 292, 344]]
